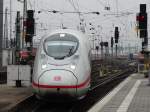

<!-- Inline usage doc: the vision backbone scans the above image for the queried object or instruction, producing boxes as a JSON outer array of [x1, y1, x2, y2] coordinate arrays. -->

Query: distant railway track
[[90, 69, 129, 90], [9, 60, 136, 112]]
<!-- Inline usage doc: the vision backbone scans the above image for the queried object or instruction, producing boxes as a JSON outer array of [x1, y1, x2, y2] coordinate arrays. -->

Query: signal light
[[138, 13, 147, 30], [25, 10, 35, 43], [137, 15, 145, 21], [140, 16, 145, 21], [26, 10, 35, 35]]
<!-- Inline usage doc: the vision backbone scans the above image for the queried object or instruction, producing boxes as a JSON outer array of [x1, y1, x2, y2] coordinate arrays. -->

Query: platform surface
[[88, 73, 150, 112], [0, 85, 32, 112]]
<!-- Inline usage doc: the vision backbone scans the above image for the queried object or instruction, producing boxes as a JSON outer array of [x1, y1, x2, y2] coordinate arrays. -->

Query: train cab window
[[44, 33, 79, 59]]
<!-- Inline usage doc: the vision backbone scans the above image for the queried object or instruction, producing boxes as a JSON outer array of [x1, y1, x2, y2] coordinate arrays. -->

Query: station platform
[[88, 73, 150, 112], [0, 85, 32, 112]]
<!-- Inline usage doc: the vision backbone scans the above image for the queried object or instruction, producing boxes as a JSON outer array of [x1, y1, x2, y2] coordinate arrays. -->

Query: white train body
[[32, 29, 91, 100]]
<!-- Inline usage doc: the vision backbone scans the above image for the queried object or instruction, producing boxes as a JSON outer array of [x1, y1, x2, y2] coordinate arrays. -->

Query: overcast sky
[[3, 0, 150, 48]]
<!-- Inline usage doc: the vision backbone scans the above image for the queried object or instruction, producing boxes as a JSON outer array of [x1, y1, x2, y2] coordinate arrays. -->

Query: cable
[[107, 0, 110, 7], [68, 0, 81, 20], [116, 0, 118, 16], [96, 0, 106, 7], [74, 0, 80, 11], [27, 0, 33, 10], [95, 0, 124, 26]]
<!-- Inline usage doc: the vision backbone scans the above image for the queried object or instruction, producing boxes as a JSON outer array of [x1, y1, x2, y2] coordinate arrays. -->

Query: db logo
[[54, 76, 61, 81]]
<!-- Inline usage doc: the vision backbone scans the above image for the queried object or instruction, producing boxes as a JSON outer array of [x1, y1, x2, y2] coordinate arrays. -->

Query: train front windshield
[[44, 33, 79, 59]]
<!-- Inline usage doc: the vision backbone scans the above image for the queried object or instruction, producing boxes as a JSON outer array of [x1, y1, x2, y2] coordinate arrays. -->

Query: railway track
[[10, 60, 136, 112]]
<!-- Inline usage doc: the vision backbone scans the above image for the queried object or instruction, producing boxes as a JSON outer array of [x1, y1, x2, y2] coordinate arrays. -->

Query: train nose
[[38, 70, 77, 97]]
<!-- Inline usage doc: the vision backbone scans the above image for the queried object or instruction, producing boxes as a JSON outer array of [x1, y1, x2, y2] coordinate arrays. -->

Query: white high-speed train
[[32, 29, 91, 100]]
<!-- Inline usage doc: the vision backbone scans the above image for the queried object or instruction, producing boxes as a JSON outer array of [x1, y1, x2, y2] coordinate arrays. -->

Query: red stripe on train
[[32, 76, 90, 89]]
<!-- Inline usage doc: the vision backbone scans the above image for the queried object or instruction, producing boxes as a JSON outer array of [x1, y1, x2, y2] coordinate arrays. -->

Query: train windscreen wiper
[[66, 47, 74, 57]]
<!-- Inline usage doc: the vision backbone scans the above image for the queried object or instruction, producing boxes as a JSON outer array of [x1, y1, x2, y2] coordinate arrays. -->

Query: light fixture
[[42, 64, 47, 69], [60, 33, 65, 37], [70, 64, 76, 69]]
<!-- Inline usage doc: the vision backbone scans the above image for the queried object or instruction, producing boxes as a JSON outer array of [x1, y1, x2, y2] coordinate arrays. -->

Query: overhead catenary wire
[[67, 0, 82, 21], [38, 1, 81, 28], [96, 0, 107, 8], [95, 0, 133, 28], [36, 1, 82, 30], [35, 0, 100, 31], [32, 0, 140, 39]]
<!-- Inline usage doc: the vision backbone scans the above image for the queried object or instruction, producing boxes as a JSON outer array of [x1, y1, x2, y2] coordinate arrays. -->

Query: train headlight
[[70, 63, 76, 70], [42, 64, 47, 69]]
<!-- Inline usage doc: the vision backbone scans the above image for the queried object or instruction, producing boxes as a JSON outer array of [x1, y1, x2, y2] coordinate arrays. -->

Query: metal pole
[[111, 46, 113, 57], [16, 11, 21, 50], [5, 8, 8, 48], [10, 0, 12, 47], [15, 11, 21, 64], [106, 46, 109, 60], [128, 43, 130, 54], [3, 11, 5, 49], [101, 45, 103, 59], [116, 44, 117, 57]]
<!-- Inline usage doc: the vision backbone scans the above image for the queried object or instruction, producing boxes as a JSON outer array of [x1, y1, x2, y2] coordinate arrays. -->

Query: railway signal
[[25, 10, 35, 43], [136, 4, 147, 39], [114, 26, 119, 57], [137, 4, 150, 78], [136, 4, 148, 52], [114, 27, 119, 43]]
